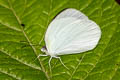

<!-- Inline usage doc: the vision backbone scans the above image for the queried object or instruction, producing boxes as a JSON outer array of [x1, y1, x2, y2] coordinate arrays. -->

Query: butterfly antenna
[[58, 57, 69, 70]]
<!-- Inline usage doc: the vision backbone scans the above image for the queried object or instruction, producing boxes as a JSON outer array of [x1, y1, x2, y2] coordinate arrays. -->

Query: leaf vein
[[7, 0, 50, 79], [0, 70, 20, 80], [0, 50, 41, 70]]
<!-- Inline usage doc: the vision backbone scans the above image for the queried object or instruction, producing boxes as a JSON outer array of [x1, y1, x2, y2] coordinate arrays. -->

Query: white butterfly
[[38, 8, 101, 70]]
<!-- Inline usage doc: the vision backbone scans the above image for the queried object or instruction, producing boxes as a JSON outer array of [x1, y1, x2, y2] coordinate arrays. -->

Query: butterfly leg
[[55, 56, 69, 70], [38, 54, 48, 57], [49, 57, 53, 74], [33, 54, 48, 62]]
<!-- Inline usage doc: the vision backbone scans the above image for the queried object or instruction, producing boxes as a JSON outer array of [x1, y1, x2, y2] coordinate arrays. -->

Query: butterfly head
[[41, 46, 51, 56], [41, 46, 57, 57], [41, 46, 47, 52]]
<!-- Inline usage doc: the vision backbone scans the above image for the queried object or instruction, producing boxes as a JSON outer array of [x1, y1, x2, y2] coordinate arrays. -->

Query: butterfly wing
[[45, 9, 101, 56], [45, 8, 88, 40], [54, 19, 101, 55], [55, 8, 88, 20]]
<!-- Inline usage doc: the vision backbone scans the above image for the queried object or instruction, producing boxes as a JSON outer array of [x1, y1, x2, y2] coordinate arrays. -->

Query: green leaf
[[0, 0, 120, 80]]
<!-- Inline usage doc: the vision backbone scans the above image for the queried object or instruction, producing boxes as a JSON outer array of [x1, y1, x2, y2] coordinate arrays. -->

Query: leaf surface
[[0, 0, 120, 80]]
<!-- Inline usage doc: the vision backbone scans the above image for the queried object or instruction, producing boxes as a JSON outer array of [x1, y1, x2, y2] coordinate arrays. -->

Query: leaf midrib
[[6, 0, 50, 79]]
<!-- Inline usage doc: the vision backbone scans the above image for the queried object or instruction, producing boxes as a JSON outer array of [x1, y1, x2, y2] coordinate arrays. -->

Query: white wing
[[45, 9, 101, 56], [55, 8, 88, 20], [45, 8, 88, 40]]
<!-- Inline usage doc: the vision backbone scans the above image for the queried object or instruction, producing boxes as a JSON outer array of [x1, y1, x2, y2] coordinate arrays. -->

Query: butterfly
[[38, 8, 101, 70]]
